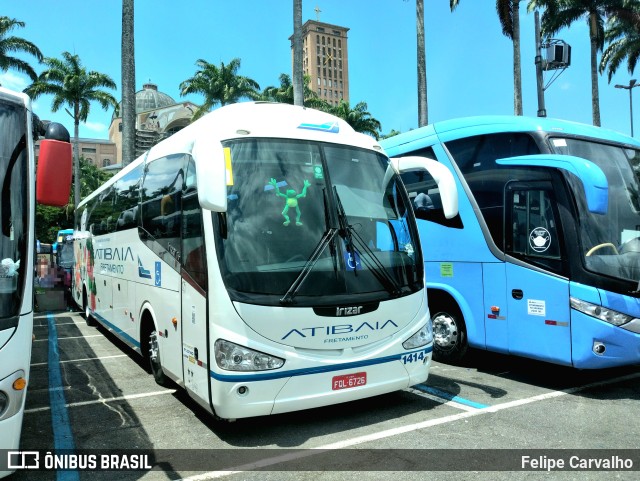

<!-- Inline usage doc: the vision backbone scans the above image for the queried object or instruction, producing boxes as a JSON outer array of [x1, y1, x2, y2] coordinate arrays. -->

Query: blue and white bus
[[72, 102, 458, 419], [381, 115, 640, 369]]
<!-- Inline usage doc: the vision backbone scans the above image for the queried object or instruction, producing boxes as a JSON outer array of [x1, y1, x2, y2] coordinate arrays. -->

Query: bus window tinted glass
[[445, 133, 540, 249], [0, 101, 27, 320], [141, 154, 185, 258]]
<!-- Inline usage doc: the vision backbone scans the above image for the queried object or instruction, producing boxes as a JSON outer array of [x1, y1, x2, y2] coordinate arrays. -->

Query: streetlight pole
[[615, 79, 640, 137], [535, 10, 547, 117]]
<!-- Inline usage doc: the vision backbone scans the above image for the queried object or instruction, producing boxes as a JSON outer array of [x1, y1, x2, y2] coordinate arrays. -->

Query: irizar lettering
[[336, 306, 363, 316], [282, 320, 399, 339]]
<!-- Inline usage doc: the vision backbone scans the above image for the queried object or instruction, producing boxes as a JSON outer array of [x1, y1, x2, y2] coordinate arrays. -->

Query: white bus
[[72, 102, 458, 420], [0, 86, 71, 477]]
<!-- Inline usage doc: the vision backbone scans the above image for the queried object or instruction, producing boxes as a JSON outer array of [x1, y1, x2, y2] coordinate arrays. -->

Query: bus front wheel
[[146, 326, 168, 386], [431, 308, 468, 364]]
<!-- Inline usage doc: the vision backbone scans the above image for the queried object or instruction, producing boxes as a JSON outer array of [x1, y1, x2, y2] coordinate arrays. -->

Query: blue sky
[[1, 1, 635, 140]]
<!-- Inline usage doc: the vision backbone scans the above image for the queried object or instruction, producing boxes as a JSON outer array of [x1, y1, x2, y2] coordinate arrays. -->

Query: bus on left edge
[[0, 86, 72, 478]]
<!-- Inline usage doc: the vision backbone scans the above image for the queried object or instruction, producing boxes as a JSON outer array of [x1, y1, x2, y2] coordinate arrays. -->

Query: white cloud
[[0, 72, 29, 91]]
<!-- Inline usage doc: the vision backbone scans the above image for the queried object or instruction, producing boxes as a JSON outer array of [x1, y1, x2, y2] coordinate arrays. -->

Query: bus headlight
[[214, 339, 285, 371], [402, 321, 433, 349], [570, 297, 638, 327]]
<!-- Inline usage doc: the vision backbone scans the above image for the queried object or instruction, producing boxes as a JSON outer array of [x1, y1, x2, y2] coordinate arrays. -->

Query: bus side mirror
[[391, 156, 459, 219], [496, 154, 608, 215], [192, 138, 227, 212], [36, 122, 72, 207]]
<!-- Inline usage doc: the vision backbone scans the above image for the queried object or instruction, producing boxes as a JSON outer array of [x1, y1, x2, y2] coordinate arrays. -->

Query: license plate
[[332, 372, 367, 390]]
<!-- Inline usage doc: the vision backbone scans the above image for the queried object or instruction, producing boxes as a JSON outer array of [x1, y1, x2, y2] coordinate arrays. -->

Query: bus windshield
[[216, 138, 422, 306], [550, 137, 640, 283], [0, 99, 28, 322]]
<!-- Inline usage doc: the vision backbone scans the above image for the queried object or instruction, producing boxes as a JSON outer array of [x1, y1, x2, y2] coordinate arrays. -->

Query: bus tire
[[83, 289, 96, 327], [143, 318, 168, 386], [430, 305, 468, 364]]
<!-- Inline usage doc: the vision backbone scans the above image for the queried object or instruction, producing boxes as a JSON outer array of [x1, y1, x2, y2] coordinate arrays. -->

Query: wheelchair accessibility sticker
[[344, 250, 361, 271]]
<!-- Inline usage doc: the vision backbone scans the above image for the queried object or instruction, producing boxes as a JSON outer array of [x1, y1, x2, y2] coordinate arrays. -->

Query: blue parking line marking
[[47, 314, 80, 481], [413, 384, 489, 409]]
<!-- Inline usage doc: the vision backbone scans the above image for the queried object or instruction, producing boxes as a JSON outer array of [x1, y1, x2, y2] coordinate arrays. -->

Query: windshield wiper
[[280, 187, 406, 304], [333, 186, 357, 276], [333, 187, 403, 297], [280, 188, 338, 305]]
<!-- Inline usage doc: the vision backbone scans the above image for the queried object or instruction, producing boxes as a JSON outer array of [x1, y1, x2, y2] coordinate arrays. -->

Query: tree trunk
[[73, 104, 80, 227], [417, 0, 428, 127], [512, 0, 522, 115], [122, 0, 136, 165], [589, 12, 601, 126], [293, 0, 304, 107]]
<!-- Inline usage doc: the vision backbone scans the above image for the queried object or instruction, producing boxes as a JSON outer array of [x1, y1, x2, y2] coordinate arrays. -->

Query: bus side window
[[445, 133, 540, 248], [506, 186, 564, 273], [140, 154, 185, 259], [181, 193, 207, 289], [114, 164, 143, 231]]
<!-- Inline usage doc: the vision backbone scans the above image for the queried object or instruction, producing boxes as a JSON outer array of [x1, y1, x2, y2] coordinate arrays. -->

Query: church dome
[[113, 82, 176, 120], [135, 82, 176, 111]]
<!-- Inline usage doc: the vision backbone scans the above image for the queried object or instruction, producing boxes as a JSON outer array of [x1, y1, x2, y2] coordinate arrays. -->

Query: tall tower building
[[292, 19, 349, 106]]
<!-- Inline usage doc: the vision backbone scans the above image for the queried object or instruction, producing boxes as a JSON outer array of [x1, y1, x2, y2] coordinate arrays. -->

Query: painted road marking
[[34, 334, 104, 342], [24, 389, 176, 414], [407, 387, 477, 412], [179, 371, 640, 480], [31, 354, 127, 367], [412, 384, 489, 409], [47, 313, 79, 481]]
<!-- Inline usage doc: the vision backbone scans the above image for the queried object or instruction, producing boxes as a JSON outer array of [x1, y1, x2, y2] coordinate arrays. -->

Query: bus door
[[504, 182, 572, 365], [180, 192, 210, 408]]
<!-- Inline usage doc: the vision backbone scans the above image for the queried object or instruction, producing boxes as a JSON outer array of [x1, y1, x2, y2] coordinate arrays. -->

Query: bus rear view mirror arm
[[496, 154, 608, 215], [390, 156, 459, 219]]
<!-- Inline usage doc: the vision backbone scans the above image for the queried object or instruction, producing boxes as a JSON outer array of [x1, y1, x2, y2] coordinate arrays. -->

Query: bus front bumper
[[210, 352, 431, 420]]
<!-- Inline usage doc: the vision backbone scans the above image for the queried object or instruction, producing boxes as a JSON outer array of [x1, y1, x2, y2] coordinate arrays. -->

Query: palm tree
[[258, 73, 327, 108], [121, 0, 136, 167], [599, 3, 640, 82], [417, 0, 428, 126], [24, 52, 117, 217], [528, 0, 630, 126], [293, 0, 304, 106], [451, 1, 523, 115], [330, 100, 382, 139], [179, 58, 260, 120], [0, 16, 43, 83]]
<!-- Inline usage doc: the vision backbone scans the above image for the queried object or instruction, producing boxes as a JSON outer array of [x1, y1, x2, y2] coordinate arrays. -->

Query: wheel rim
[[84, 292, 90, 318], [432, 312, 458, 351], [149, 330, 160, 365]]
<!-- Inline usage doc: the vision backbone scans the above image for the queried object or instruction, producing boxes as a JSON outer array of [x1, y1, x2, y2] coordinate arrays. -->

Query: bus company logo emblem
[[297, 121, 340, 133], [95, 246, 133, 261], [282, 319, 399, 340], [138, 257, 151, 279], [336, 306, 363, 316], [529, 227, 551, 253]]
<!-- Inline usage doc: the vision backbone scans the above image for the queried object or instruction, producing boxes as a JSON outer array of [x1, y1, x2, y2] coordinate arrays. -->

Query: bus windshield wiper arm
[[334, 186, 357, 276], [280, 189, 338, 305], [333, 187, 403, 297]]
